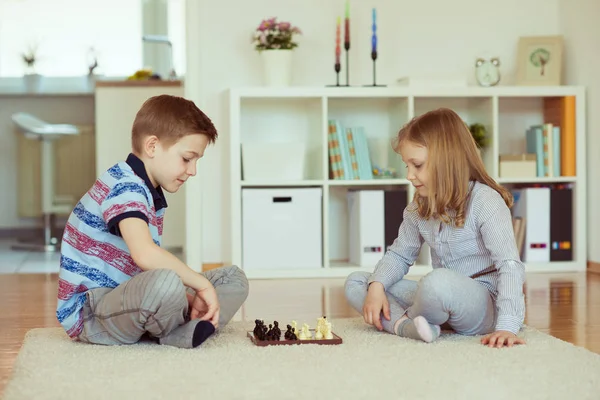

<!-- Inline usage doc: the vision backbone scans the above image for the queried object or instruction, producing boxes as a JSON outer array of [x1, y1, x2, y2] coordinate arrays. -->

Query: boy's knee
[[224, 265, 250, 300], [142, 269, 186, 306]]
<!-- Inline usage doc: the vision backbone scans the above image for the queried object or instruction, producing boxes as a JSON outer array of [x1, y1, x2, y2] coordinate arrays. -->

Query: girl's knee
[[344, 271, 369, 289], [344, 271, 370, 301], [416, 268, 455, 302]]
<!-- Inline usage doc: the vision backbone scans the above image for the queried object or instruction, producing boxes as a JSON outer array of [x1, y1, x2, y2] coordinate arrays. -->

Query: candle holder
[[326, 63, 342, 87], [364, 50, 386, 87], [364, 8, 385, 87], [344, 42, 350, 86]]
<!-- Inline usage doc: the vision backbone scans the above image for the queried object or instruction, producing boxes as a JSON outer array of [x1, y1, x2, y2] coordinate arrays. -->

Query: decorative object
[[372, 165, 397, 179], [516, 35, 563, 86], [21, 43, 41, 92], [327, 17, 342, 87], [475, 57, 501, 87], [21, 44, 38, 75], [468, 123, 489, 149], [364, 8, 385, 87], [253, 17, 302, 87], [499, 154, 537, 178], [87, 47, 99, 76]]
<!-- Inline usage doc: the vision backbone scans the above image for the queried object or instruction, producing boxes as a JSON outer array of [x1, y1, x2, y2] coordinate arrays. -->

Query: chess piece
[[291, 320, 298, 335], [285, 324, 293, 340], [301, 323, 311, 340], [324, 322, 333, 339], [254, 319, 265, 340], [273, 321, 281, 340], [315, 328, 323, 340], [298, 327, 307, 340]]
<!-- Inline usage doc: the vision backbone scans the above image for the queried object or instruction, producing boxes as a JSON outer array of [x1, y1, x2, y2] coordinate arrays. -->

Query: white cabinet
[[229, 86, 587, 278]]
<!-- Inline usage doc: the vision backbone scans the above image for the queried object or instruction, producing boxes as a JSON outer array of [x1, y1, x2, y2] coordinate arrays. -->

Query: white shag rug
[[4, 318, 600, 400]]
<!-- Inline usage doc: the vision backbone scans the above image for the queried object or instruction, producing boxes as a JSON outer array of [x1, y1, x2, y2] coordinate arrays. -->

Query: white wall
[[185, 0, 568, 264], [559, 0, 600, 263]]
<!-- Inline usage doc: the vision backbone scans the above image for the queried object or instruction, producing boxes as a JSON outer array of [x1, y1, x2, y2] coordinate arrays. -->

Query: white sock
[[396, 315, 441, 343]]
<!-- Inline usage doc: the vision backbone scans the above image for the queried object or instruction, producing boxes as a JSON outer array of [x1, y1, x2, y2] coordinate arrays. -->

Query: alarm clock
[[475, 58, 501, 87]]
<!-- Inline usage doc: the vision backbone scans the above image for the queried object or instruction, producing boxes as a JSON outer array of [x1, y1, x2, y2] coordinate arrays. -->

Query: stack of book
[[327, 119, 373, 180]]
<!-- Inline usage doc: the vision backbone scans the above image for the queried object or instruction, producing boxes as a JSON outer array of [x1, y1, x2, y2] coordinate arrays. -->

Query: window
[[0, 0, 143, 77]]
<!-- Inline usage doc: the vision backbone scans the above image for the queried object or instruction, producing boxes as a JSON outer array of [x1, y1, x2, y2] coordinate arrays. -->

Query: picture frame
[[516, 35, 563, 86]]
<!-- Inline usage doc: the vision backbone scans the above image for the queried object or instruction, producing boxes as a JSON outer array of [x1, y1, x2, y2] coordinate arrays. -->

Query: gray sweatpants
[[77, 265, 249, 345], [345, 268, 497, 335]]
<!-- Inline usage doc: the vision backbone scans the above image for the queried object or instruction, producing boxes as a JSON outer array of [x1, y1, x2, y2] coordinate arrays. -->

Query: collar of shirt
[[125, 153, 168, 211]]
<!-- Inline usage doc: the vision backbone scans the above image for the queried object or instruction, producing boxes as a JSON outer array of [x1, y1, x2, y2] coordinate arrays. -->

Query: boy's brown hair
[[131, 94, 218, 153]]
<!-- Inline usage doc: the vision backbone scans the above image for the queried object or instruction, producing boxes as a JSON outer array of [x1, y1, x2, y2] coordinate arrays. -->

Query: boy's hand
[[191, 286, 220, 328], [481, 330, 526, 348]]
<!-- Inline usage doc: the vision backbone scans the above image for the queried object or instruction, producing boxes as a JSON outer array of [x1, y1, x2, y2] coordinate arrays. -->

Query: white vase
[[261, 49, 293, 87]]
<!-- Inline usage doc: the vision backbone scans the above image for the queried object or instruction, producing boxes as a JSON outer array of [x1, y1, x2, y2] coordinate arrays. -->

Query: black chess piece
[[284, 324, 293, 340], [255, 319, 269, 341], [273, 321, 281, 340], [261, 324, 268, 341], [253, 319, 263, 338]]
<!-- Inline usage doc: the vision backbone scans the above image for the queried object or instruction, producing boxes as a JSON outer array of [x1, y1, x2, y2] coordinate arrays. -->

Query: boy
[[56, 94, 249, 348]]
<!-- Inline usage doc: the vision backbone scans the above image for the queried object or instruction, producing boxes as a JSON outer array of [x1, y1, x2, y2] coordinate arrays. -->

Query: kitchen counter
[[96, 80, 183, 88], [0, 76, 94, 96]]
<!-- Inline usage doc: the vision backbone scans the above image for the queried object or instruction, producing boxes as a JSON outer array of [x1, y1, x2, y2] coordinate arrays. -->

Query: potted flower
[[252, 17, 301, 86], [21, 43, 41, 92]]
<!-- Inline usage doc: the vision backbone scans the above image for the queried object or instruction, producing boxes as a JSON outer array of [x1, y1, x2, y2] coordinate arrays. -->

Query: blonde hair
[[394, 108, 513, 227]]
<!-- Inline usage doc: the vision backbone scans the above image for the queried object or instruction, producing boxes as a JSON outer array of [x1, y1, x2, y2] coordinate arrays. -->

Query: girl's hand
[[363, 282, 390, 331], [481, 330, 526, 348]]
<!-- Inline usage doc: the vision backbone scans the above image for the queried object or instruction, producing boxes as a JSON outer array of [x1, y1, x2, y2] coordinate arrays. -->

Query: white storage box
[[242, 188, 322, 269], [499, 154, 537, 178], [242, 142, 306, 181], [348, 190, 385, 267]]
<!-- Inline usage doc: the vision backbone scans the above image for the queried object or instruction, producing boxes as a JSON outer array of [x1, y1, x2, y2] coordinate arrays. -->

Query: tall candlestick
[[371, 8, 377, 53], [336, 16, 341, 65], [364, 7, 385, 87], [327, 16, 342, 87], [344, 0, 350, 86]]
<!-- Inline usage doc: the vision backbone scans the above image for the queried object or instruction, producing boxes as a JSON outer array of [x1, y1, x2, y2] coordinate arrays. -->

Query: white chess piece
[[324, 322, 333, 339], [298, 328, 307, 340], [315, 329, 323, 340], [291, 320, 298, 335], [302, 323, 311, 339]]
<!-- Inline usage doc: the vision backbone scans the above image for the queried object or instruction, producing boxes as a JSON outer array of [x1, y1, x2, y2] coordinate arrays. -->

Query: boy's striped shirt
[[56, 153, 167, 338]]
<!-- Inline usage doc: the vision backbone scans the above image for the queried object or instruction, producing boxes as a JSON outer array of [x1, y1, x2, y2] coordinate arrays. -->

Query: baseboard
[[588, 261, 600, 274], [202, 263, 224, 272], [0, 226, 65, 240]]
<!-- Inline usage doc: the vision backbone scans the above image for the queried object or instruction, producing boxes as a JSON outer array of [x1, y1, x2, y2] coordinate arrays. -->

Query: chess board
[[247, 329, 343, 346]]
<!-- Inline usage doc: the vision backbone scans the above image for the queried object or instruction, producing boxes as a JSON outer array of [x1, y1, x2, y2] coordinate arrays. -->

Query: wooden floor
[[1, 271, 600, 394]]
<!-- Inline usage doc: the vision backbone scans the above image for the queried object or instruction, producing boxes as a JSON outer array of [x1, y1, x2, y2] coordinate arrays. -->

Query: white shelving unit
[[228, 86, 586, 279]]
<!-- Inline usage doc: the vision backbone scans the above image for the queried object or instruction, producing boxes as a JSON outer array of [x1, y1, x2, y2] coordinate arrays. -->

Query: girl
[[344, 108, 526, 348]]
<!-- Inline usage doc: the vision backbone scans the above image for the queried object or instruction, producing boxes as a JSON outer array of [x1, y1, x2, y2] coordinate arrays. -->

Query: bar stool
[[12, 112, 80, 252]]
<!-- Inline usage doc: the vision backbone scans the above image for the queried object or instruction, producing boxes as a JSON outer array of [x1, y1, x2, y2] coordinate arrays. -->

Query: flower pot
[[261, 49, 293, 87]]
